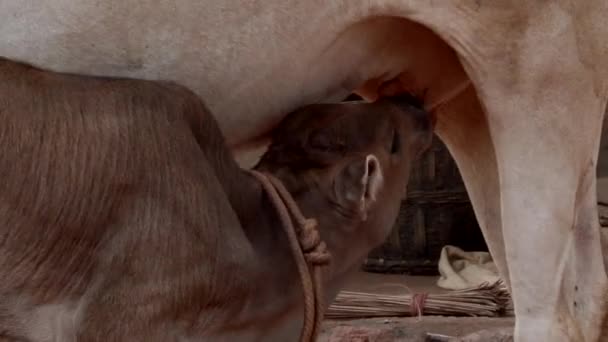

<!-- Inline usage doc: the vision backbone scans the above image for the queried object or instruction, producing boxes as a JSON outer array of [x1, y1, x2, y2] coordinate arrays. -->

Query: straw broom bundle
[[326, 280, 512, 319]]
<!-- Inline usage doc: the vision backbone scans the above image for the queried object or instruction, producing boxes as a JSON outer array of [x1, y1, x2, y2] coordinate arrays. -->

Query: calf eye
[[309, 132, 331, 150], [390, 130, 400, 154]]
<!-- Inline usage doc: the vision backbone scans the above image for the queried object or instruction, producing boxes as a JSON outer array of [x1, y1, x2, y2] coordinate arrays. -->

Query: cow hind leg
[[438, 78, 608, 342], [477, 87, 608, 341]]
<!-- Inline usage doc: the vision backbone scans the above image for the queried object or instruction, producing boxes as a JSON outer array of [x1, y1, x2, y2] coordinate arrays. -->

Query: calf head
[[255, 95, 433, 275]]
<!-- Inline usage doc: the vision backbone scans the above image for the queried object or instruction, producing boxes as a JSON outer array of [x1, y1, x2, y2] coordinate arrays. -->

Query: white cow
[[1, 1, 607, 341]]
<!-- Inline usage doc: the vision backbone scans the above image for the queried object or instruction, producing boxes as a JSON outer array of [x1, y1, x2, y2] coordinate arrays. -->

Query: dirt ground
[[319, 272, 514, 342], [320, 316, 514, 342]]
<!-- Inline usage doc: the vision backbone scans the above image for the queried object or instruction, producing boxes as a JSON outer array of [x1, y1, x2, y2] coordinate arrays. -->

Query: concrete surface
[[320, 316, 514, 342]]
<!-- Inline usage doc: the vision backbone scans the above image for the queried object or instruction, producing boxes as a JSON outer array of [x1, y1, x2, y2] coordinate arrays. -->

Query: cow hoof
[[445, 328, 513, 342]]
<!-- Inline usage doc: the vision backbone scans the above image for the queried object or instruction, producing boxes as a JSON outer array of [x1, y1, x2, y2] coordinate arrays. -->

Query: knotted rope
[[410, 292, 429, 318], [248, 170, 331, 342]]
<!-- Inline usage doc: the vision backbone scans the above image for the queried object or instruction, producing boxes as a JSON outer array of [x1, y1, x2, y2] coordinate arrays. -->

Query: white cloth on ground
[[436, 245, 500, 290]]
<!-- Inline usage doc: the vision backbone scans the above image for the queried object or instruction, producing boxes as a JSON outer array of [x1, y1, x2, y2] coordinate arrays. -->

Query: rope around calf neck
[[248, 170, 331, 342]]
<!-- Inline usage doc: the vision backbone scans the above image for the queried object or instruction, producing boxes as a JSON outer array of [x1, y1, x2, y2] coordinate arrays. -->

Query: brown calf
[[0, 58, 432, 341]]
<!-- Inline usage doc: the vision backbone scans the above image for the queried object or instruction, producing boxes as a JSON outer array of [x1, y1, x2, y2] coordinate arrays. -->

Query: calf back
[[0, 59, 266, 341]]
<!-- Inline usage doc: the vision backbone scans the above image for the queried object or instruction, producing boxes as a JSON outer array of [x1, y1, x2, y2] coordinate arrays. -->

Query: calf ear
[[335, 154, 384, 220]]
